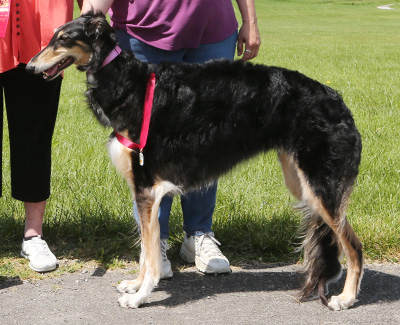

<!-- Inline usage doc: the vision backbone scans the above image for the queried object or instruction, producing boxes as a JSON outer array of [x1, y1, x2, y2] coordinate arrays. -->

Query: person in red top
[[0, 0, 81, 272]]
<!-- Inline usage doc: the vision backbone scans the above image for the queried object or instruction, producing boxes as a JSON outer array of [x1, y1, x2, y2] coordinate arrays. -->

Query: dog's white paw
[[328, 294, 355, 311], [118, 293, 148, 309], [118, 293, 140, 308], [117, 279, 141, 294]]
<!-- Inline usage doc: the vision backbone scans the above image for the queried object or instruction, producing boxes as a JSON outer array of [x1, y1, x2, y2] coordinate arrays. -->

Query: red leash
[[114, 73, 156, 166]]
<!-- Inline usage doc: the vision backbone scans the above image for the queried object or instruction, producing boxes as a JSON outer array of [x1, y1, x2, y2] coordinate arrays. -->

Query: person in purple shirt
[[82, 0, 261, 279]]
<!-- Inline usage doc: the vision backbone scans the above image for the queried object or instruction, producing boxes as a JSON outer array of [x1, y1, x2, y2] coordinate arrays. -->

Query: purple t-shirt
[[109, 0, 238, 51]]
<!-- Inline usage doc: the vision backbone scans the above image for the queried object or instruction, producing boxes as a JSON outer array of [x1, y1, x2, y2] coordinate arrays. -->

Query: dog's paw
[[118, 293, 140, 308], [117, 279, 141, 294], [118, 293, 148, 309], [328, 294, 355, 311]]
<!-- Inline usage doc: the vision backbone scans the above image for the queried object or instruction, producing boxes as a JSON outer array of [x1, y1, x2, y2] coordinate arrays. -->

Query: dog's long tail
[[299, 209, 342, 304]]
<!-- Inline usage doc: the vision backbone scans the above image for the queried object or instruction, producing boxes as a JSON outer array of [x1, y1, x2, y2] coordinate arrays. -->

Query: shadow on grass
[[0, 208, 302, 281], [0, 211, 141, 278]]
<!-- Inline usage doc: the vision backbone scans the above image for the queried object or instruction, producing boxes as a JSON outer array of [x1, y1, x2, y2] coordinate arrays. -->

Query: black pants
[[0, 64, 62, 202]]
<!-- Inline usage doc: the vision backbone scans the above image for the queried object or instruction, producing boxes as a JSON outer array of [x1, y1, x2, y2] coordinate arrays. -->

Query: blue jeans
[[116, 29, 237, 239]]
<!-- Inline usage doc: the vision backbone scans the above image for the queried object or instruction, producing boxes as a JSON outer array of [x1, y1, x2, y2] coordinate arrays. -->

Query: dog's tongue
[[45, 64, 59, 77]]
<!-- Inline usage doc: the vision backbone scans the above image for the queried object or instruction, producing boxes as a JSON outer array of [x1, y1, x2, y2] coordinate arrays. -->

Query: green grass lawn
[[1, 0, 400, 279]]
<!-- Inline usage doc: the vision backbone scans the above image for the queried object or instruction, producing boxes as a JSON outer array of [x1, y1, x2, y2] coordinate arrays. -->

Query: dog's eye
[[58, 34, 70, 42]]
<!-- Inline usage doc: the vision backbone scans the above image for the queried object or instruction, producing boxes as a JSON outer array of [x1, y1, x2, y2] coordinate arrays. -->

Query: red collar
[[101, 45, 122, 68], [114, 73, 156, 165]]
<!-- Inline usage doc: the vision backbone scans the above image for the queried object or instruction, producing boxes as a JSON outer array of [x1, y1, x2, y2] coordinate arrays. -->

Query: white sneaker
[[180, 232, 231, 274], [160, 239, 173, 279], [20, 236, 57, 272]]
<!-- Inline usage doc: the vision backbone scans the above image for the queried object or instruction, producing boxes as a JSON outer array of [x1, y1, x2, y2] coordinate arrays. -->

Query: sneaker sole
[[160, 270, 173, 279], [194, 256, 231, 274], [180, 245, 231, 274]]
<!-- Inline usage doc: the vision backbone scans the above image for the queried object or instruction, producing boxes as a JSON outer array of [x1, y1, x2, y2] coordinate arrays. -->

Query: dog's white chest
[[87, 72, 98, 87]]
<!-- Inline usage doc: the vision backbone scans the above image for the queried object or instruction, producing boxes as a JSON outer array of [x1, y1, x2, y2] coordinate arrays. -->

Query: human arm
[[81, 0, 114, 14], [235, 0, 261, 61]]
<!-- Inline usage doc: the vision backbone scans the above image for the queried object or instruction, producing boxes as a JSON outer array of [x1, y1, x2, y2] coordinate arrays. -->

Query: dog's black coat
[[27, 13, 363, 309], [96, 44, 360, 219]]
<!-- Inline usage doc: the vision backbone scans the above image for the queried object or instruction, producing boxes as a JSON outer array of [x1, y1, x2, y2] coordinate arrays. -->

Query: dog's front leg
[[118, 188, 162, 308], [116, 244, 146, 294]]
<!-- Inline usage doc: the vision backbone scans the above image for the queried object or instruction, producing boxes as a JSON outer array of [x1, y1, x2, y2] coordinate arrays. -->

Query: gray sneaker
[[180, 232, 231, 274], [20, 236, 57, 272], [160, 239, 173, 279]]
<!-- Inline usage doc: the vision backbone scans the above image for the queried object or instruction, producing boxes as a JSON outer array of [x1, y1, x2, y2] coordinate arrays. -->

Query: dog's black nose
[[25, 63, 35, 73]]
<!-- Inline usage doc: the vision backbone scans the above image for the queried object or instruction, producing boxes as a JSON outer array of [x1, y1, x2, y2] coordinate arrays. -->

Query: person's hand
[[237, 20, 261, 61]]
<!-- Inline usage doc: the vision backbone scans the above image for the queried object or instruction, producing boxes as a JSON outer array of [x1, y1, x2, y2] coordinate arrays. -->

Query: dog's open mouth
[[43, 56, 75, 79]]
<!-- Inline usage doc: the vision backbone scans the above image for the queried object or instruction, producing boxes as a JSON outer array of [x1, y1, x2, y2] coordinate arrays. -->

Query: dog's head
[[26, 12, 118, 80]]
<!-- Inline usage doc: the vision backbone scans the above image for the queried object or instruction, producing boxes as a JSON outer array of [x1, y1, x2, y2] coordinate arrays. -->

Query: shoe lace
[[160, 239, 169, 262], [29, 238, 51, 257], [197, 234, 223, 257]]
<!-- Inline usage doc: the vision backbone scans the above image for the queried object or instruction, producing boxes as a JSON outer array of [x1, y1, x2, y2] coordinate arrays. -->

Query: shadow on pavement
[[128, 265, 400, 308]]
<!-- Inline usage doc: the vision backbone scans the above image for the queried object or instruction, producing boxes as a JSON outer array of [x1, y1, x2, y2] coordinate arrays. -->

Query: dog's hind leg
[[327, 221, 363, 311], [304, 198, 362, 310], [294, 161, 362, 310], [299, 207, 343, 306], [278, 151, 303, 201], [279, 149, 362, 310], [279, 151, 343, 304]]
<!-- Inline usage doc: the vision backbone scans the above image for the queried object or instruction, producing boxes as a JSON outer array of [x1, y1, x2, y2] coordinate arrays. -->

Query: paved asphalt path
[[1, 263, 400, 324]]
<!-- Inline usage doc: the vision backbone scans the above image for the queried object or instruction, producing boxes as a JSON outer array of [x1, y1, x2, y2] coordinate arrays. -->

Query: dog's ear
[[84, 13, 118, 69]]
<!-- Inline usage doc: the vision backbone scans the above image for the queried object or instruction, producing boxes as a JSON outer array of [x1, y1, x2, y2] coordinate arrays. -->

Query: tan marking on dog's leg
[[118, 181, 178, 308], [296, 169, 324, 214], [108, 138, 181, 303], [296, 170, 362, 310], [328, 221, 363, 311], [108, 136, 148, 294], [278, 151, 303, 200], [116, 246, 146, 294]]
